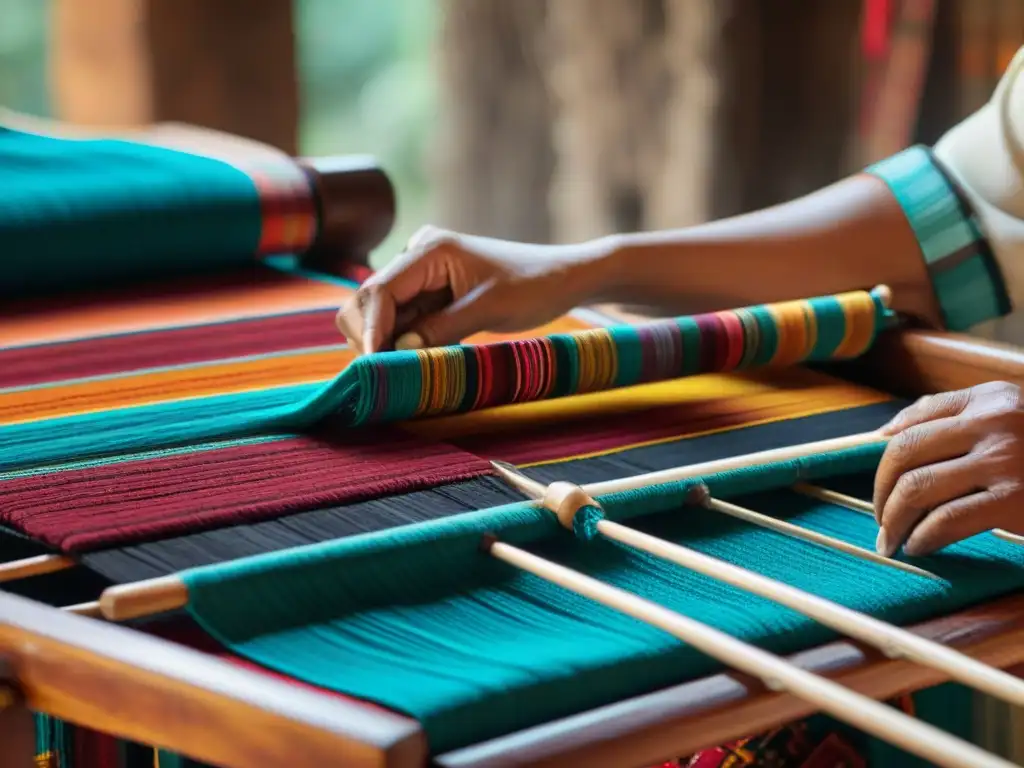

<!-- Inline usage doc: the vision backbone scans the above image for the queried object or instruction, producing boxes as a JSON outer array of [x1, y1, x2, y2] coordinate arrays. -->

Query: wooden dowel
[[597, 518, 1024, 707], [482, 537, 1013, 768], [491, 465, 1021, 704], [0, 554, 75, 583], [64, 601, 103, 618], [702, 496, 940, 581], [491, 461, 939, 581], [491, 461, 545, 498], [582, 430, 888, 496], [99, 575, 189, 621], [995, 529, 1024, 545], [794, 483, 1024, 548]]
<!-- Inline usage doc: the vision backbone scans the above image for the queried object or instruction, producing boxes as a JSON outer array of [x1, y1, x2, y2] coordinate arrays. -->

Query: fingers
[[398, 281, 506, 350], [901, 489, 1006, 556], [875, 455, 983, 556], [337, 227, 462, 354], [880, 389, 972, 435], [872, 416, 977, 524], [335, 284, 397, 355]]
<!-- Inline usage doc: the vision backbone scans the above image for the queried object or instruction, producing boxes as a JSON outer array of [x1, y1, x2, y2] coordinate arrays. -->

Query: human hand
[[335, 225, 611, 354], [873, 381, 1024, 557]]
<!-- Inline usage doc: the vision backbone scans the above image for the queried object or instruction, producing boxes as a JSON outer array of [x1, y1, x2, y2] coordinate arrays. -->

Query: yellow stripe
[[517, 388, 891, 468], [402, 367, 892, 442]]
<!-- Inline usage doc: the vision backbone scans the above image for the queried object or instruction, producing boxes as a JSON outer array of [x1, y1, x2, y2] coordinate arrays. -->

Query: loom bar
[[492, 459, 939, 580], [491, 467, 1020, 704], [700, 495, 940, 581], [482, 537, 1013, 768], [99, 575, 188, 621], [794, 483, 1024, 548], [63, 601, 102, 618], [0, 554, 74, 583], [599, 518, 1024, 707], [582, 430, 889, 496]]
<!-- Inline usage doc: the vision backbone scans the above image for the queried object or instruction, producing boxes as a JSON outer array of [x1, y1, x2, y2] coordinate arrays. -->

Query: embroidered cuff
[[866, 145, 1011, 331]]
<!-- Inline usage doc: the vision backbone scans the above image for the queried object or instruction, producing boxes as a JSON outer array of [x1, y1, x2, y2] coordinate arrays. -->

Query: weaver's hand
[[874, 381, 1024, 557], [335, 226, 611, 354]]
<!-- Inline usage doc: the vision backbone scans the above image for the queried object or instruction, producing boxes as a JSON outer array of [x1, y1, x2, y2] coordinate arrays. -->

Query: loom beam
[[0, 592, 427, 768]]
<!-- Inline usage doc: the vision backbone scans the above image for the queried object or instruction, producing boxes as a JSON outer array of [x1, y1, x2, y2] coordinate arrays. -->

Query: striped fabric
[[247, 165, 318, 255], [331, 287, 890, 425], [865, 144, 1011, 330], [0, 287, 890, 489]]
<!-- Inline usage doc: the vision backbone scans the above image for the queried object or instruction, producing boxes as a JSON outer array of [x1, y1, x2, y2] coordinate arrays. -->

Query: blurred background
[[0, 0, 1022, 753], [0, 0, 1019, 269]]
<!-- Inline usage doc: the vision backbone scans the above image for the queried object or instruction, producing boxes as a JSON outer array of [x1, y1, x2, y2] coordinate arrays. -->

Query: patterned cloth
[[673, 696, 915, 767]]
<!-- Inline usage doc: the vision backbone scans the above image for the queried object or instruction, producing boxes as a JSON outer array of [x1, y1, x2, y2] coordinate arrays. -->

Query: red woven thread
[[1, 430, 490, 552], [0, 308, 341, 389]]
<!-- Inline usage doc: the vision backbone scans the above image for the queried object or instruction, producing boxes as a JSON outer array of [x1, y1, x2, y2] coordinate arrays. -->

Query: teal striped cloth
[[866, 145, 1011, 331]]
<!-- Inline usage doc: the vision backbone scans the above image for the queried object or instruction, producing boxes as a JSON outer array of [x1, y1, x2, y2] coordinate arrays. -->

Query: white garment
[[934, 45, 1024, 341]]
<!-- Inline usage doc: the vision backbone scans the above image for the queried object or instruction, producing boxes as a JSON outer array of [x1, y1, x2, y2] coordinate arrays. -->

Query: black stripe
[[75, 400, 906, 585]]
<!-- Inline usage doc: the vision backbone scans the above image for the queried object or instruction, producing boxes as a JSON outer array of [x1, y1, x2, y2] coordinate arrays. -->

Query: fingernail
[[395, 332, 424, 351], [875, 528, 894, 557]]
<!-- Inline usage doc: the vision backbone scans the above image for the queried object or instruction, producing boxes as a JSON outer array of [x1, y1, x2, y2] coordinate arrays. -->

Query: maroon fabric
[[0, 429, 490, 552], [0, 308, 341, 389], [74, 727, 120, 768], [694, 313, 727, 372]]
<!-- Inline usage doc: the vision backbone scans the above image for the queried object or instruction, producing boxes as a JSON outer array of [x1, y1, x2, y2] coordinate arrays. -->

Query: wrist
[[564, 234, 629, 305]]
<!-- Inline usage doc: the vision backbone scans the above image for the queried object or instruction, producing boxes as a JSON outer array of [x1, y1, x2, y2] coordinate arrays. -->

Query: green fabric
[[0, 126, 265, 295], [866, 145, 1012, 330], [182, 454, 1024, 753]]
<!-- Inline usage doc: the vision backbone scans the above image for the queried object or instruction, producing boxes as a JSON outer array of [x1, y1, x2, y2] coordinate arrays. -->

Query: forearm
[[590, 174, 944, 324]]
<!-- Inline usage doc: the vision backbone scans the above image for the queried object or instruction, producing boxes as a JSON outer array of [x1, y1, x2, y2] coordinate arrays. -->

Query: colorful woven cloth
[[0, 120, 992, 768]]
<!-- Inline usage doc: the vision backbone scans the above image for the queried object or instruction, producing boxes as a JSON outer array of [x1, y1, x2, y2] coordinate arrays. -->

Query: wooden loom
[[6, 124, 1024, 768]]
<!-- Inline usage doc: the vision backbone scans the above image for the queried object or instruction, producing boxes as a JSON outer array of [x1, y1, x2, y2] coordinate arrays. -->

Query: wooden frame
[[0, 592, 426, 768], [1, 326, 1024, 767]]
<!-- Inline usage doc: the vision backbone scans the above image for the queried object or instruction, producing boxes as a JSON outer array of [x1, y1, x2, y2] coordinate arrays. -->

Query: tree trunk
[[433, 0, 554, 241]]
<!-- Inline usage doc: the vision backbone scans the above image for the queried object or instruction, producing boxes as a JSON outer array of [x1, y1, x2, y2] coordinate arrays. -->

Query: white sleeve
[[934, 45, 1024, 312]]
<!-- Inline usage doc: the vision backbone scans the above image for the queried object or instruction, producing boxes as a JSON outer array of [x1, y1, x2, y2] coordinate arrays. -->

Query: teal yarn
[[0, 126, 266, 295], [182, 451, 1024, 752], [0, 383, 320, 473], [571, 504, 605, 540]]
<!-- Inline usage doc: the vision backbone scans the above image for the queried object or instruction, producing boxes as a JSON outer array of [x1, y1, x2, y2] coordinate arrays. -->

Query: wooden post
[[0, 659, 33, 768], [48, 0, 299, 154]]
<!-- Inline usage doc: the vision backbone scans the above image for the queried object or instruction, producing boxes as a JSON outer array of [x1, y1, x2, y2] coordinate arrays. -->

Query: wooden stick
[[794, 483, 1024, 547], [481, 536, 1013, 768], [491, 462, 940, 581], [64, 601, 103, 618], [98, 575, 189, 622], [0, 554, 75, 583], [597, 519, 1024, 706], [701, 495, 940, 581], [490, 464, 1024, 704], [582, 430, 888, 496]]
